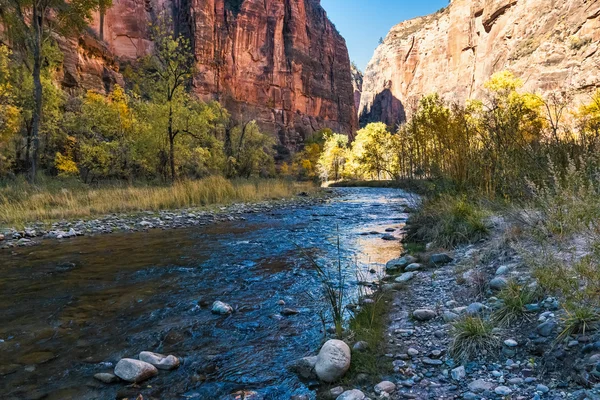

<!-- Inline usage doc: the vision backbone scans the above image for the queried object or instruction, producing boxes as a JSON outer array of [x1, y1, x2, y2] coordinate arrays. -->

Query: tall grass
[[406, 195, 489, 248], [0, 175, 316, 227]]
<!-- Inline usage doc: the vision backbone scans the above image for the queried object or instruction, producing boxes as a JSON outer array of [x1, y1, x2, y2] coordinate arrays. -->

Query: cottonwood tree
[[137, 17, 196, 181], [0, 0, 108, 182]]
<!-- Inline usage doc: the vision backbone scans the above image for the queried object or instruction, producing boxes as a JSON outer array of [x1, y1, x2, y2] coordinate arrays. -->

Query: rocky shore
[[308, 217, 600, 400], [0, 192, 332, 252]]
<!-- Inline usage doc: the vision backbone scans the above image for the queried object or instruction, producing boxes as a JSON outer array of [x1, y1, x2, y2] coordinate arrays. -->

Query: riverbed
[[0, 188, 412, 400]]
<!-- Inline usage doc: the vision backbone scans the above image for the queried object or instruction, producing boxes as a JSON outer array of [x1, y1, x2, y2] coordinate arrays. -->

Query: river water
[[0, 188, 411, 400]]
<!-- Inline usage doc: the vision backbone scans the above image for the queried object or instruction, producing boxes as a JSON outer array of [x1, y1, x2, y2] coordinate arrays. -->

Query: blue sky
[[321, 0, 449, 71]]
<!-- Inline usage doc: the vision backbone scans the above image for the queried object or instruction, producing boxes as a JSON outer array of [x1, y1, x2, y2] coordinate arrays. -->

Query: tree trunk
[[29, 5, 43, 184], [168, 104, 175, 181], [99, 9, 105, 41]]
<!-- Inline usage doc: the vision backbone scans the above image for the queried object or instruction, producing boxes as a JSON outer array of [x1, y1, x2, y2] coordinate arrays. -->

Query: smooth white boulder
[[315, 339, 351, 382]]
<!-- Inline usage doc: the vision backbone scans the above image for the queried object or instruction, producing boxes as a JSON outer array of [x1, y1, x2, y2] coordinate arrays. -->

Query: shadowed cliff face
[[61, 0, 357, 152], [359, 0, 600, 124]]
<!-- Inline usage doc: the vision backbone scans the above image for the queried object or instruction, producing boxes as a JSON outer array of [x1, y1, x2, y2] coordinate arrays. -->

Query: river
[[0, 187, 412, 400]]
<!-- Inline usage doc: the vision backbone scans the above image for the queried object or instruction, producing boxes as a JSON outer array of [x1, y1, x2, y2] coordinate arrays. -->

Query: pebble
[[93, 372, 119, 383], [468, 379, 495, 393], [422, 357, 443, 366], [494, 386, 512, 395], [407, 347, 419, 356], [374, 381, 396, 394], [336, 389, 365, 400], [451, 366, 466, 381], [504, 339, 518, 347], [536, 384, 549, 393]]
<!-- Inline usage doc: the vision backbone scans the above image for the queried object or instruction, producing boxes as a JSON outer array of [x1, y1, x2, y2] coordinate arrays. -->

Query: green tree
[[137, 16, 195, 181], [226, 121, 274, 178], [0, 0, 107, 182]]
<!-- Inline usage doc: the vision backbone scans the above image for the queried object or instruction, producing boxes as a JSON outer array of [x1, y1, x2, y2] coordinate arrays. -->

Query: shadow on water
[[0, 188, 411, 400]]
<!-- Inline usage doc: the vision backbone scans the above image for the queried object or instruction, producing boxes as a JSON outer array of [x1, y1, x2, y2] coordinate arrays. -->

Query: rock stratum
[[56, 0, 356, 152], [359, 0, 600, 127]]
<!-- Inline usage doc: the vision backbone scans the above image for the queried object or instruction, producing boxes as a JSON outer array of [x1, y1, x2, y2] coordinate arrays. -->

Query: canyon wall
[[57, 0, 357, 152], [359, 0, 600, 127]]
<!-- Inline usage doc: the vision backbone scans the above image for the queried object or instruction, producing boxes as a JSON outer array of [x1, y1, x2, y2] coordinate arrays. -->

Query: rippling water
[[0, 187, 411, 400]]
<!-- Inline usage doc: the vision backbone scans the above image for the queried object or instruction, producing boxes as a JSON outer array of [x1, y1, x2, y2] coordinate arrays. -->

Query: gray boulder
[[288, 356, 317, 380], [537, 320, 557, 337], [405, 263, 422, 271], [430, 253, 453, 265], [395, 272, 415, 283], [489, 277, 508, 291], [139, 351, 180, 370], [413, 309, 436, 321], [114, 358, 158, 383], [385, 256, 417, 271]]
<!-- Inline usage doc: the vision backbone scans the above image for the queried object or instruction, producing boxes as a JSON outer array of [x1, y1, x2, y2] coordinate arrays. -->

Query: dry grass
[[0, 176, 317, 228]]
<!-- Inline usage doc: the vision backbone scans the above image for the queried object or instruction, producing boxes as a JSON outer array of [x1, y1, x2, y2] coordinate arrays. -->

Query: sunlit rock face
[[359, 0, 600, 127], [59, 0, 357, 152]]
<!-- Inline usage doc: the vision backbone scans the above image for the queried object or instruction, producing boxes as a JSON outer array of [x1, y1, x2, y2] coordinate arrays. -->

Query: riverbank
[[0, 178, 327, 251], [327, 195, 600, 399]]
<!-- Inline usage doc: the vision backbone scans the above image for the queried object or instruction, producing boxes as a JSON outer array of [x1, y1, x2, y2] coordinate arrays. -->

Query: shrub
[[449, 316, 499, 361]]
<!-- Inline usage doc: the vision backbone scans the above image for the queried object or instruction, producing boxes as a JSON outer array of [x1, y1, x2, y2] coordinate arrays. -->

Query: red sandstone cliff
[[57, 0, 356, 151], [359, 0, 600, 126]]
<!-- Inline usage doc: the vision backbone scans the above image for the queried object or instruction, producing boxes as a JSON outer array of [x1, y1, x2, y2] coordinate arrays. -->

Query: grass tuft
[[449, 316, 499, 361], [492, 280, 541, 326], [557, 304, 600, 342]]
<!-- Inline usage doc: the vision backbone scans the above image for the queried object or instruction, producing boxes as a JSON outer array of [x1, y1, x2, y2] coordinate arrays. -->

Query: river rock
[[495, 265, 509, 275], [327, 386, 345, 398], [385, 256, 416, 271], [466, 302, 486, 315], [489, 277, 508, 291], [413, 309, 436, 321], [139, 351, 180, 370], [381, 234, 396, 241], [468, 379, 494, 393], [451, 365, 466, 381], [405, 263, 422, 271], [395, 272, 415, 283], [288, 356, 318, 380], [281, 308, 300, 316], [430, 253, 453, 265], [114, 358, 158, 383], [212, 301, 233, 314], [443, 311, 460, 322], [315, 339, 351, 382], [336, 389, 365, 400], [495, 386, 512, 395], [93, 372, 119, 383], [374, 380, 396, 394], [537, 320, 557, 337], [353, 341, 368, 351]]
